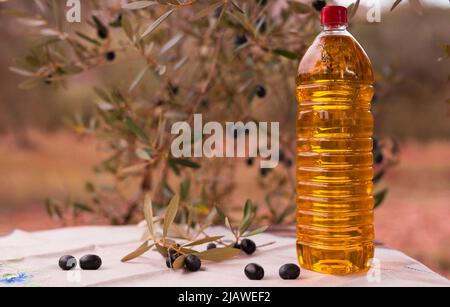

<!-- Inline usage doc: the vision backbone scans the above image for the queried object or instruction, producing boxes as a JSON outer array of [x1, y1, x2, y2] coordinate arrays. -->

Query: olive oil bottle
[[296, 6, 375, 275]]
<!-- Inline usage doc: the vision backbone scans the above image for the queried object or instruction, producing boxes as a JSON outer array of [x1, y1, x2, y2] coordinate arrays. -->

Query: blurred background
[[0, 0, 449, 277]]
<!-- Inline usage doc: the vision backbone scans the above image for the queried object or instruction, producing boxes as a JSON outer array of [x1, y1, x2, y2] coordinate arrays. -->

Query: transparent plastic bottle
[[296, 6, 375, 275]]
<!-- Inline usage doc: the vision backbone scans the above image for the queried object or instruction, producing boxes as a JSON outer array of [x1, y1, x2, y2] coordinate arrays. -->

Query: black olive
[[240, 239, 256, 255], [206, 243, 217, 250], [235, 35, 248, 47], [244, 263, 264, 280], [256, 0, 268, 6], [255, 85, 267, 98], [279, 263, 301, 280], [59, 255, 77, 271], [184, 255, 201, 272], [93, 16, 109, 39], [105, 51, 116, 62], [312, 0, 327, 12], [260, 167, 271, 177], [80, 254, 102, 270], [109, 14, 122, 28], [285, 159, 293, 168]]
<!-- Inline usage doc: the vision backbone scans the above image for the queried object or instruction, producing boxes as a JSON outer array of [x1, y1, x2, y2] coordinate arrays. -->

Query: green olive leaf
[[135, 149, 150, 161], [204, 207, 217, 225], [121, 14, 134, 41], [272, 49, 299, 60], [287, 0, 313, 14], [239, 199, 254, 235], [125, 117, 149, 142], [140, 9, 175, 40], [241, 225, 269, 238], [230, 1, 244, 14], [122, 1, 156, 10], [183, 236, 224, 247], [163, 194, 179, 238], [391, 0, 403, 11], [179, 247, 199, 254], [129, 66, 149, 92], [348, 0, 360, 19], [225, 216, 238, 239], [189, 1, 225, 21], [143, 193, 155, 239], [373, 169, 386, 184], [225, 216, 232, 231], [73, 202, 94, 213], [121, 241, 154, 262], [155, 243, 169, 258], [171, 254, 187, 270], [374, 188, 389, 209], [197, 247, 241, 262], [243, 199, 253, 217]]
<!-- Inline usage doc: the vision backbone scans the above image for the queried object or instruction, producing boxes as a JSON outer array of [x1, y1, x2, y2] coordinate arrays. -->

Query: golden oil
[[296, 7, 375, 275]]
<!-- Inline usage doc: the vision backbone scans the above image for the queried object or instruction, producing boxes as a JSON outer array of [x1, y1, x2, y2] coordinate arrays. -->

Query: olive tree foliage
[[3, 0, 404, 226]]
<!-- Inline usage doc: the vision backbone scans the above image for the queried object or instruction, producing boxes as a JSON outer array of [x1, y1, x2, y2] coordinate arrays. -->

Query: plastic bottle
[[296, 6, 375, 275]]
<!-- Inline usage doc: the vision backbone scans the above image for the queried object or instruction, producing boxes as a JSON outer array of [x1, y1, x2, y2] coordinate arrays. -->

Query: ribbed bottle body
[[296, 31, 375, 275]]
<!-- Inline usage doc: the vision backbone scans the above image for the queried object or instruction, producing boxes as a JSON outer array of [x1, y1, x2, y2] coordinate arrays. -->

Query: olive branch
[[122, 194, 268, 268]]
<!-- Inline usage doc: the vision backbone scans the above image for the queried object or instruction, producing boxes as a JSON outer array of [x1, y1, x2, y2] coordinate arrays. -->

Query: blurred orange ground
[[0, 131, 104, 232], [0, 131, 449, 278]]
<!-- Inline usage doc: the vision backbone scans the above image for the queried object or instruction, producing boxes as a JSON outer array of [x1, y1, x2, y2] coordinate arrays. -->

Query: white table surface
[[0, 226, 448, 287]]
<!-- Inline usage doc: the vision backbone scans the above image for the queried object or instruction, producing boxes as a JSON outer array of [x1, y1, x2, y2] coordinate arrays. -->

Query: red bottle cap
[[321, 6, 348, 26]]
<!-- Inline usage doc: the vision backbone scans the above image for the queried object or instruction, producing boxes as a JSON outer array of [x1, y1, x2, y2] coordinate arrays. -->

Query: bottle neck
[[323, 24, 348, 32]]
